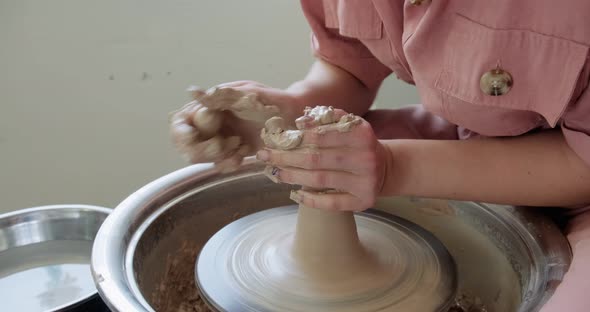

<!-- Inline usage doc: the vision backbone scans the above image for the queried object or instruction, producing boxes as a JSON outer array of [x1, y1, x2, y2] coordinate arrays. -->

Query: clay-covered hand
[[257, 107, 390, 211], [169, 81, 301, 172]]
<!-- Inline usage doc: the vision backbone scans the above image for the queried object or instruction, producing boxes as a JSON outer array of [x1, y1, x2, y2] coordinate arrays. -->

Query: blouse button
[[480, 66, 513, 96], [410, 0, 425, 5]]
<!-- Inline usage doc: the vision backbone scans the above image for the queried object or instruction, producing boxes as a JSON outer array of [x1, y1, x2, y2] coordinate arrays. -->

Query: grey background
[[0, 0, 419, 212]]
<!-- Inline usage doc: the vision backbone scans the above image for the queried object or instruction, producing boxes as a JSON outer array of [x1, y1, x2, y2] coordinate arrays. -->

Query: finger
[[290, 190, 372, 212], [199, 87, 244, 110], [257, 147, 376, 172], [298, 121, 374, 148], [187, 86, 206, 100], [295, 108, 348, 130], [184, 135, 227, 163], [170, 101, 199, 125], [193, 84, 283, 121], [206, 83, 269, 107], [169, 102, 200, 149], [192, 106, 223, 139], [231, 93, 280, 122], [270, 166, 373, 197], [215, 153, 244, 173], [170, 122, 198, 150], [227, 86, 283, 114], [216, 80, 267, 89]]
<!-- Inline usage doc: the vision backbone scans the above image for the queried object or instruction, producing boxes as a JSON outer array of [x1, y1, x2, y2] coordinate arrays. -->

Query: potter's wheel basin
[[196, 207, 458, 311], [91, 159, 571, 312]]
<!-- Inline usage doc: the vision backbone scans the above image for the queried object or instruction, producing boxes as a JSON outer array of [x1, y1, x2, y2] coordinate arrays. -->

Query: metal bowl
[[0, 204, 112, 312], [92, 158, 572, 312]]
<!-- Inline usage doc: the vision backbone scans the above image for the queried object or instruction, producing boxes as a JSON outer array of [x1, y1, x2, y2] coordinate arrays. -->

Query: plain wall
[[0, 0, 419, 213]]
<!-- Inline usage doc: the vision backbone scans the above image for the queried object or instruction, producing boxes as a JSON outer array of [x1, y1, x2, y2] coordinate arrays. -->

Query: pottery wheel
[[196, 206, 457, 312]]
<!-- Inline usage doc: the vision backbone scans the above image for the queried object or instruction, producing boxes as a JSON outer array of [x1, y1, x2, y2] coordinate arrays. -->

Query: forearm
[[383, 130, 590, 207], [284, 60, 378, 120]]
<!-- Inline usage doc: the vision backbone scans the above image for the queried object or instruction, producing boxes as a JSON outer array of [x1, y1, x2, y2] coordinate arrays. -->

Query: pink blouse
[[300, 0, 590, 211]]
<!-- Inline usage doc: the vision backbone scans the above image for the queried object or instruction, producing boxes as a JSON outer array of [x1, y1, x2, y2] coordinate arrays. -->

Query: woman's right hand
[[169, 81, 303, 171]]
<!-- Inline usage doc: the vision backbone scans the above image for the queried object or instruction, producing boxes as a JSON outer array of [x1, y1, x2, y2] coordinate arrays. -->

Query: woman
[[171, 1, 590, 310]]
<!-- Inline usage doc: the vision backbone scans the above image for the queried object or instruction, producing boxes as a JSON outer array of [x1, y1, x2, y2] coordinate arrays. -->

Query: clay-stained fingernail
[[256, 150, 270, 161], [290, 190, 303, 204], [263, 166, 281, 183]]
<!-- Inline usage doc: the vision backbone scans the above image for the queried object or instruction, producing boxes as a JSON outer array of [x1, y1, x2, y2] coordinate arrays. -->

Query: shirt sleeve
[[300, 0, 392, 90], [562, 79, 590, 168]]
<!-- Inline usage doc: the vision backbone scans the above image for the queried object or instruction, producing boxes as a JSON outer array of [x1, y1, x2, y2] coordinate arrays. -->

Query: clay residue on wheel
[[150, 240, 209, 312], [448, 293, 489, 312], [150, 212, 246, 312]]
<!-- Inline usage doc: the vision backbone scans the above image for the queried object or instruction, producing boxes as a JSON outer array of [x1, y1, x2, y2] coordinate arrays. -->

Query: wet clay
[[260, 117, 303, 150], [261, 106, 361, 150], [211, 106, 456, 310]]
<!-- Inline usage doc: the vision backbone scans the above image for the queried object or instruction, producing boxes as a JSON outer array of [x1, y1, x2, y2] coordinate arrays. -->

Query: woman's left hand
[[256, 110, 391, 211]]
